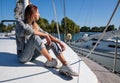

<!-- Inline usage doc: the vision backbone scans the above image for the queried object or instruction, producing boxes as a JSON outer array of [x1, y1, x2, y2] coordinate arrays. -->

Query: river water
[[52, 32, 98, 41]]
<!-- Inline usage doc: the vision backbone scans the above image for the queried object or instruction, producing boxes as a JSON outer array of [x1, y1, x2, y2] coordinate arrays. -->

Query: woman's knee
[[50, 42, 62, 56]]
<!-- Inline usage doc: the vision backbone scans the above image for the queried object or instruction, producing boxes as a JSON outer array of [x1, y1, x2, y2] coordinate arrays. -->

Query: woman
[[16, 4, 78, 76]]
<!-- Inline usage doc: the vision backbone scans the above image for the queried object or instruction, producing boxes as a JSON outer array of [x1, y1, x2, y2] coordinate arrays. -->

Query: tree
[[0, 23, 3, 32], [36, 17, 50, 32], [80, 26, 90, 32], [1, 23, 6, 32], [107, 25, 115, 31], [7, 24, 14, 32], [91, 26, 101, 32], [50, 20, 55, 33], [49, 20, 61, 33], [99, 26, 105, 32], [61, 17, 80, 34]]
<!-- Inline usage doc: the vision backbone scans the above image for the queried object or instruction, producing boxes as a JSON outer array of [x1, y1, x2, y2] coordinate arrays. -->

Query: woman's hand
[[59, 42, 66, 51], [45, 34, 52, 46]]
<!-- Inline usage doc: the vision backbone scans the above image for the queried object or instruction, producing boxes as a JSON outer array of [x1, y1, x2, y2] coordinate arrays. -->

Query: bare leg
[[41, 48, 53, 61], [57, 53, 67, 66], [40, 44, 53, 61], [44, 42, 68, 66]]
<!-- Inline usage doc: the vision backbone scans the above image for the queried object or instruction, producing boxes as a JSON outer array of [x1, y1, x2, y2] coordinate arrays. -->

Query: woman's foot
[[45, 58, 58, 68], [59, 64, 79, 76]]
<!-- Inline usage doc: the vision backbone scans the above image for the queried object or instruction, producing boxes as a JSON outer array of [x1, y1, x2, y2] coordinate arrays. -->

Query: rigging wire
[[88, 0, 93, 26], [0, 0, 2, 21], [63, 0, 67, 42], [85, 4, 92, 26], [75, 0, 85, 21], [86, 0, 120, 58], [60, 0, 64, 15], [60, 0, 67, 42], [52, 0, 61, 40], [115, 4, 120, 29]]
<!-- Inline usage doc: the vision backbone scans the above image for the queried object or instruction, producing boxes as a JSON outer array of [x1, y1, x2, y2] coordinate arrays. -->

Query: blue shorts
[[18, 35, 62, 63]]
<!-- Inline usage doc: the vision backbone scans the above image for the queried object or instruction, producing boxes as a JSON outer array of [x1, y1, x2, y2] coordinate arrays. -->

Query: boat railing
[[113, 37, 118, 72]]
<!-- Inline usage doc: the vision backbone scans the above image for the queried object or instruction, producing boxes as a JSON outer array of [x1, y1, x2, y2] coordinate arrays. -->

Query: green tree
[[49, 20, 61, 33], [0, 23, 3, 32], [91, 26, 100, 32], [36, 17, 50, 32], [80, 26, 90, 32], [1, 24, 6, 32], [107, 25, 115, 31], [61, 17, 80, 34], [7, 24, 13, 32], [12, 22, 16, 29], [50, 20, 55, 33], [99, 26, 105, 32]]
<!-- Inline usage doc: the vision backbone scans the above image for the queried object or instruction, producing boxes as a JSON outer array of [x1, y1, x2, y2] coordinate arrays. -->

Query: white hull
[[0, 36, 98, 83], [74, 38, 120, 54]]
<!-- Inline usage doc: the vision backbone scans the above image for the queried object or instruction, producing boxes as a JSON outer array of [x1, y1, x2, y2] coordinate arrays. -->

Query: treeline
[[0, 17, 80, 34], [0, 17, 120, 33], [36, 17, 80, 34], [80, 25, 119, 32]]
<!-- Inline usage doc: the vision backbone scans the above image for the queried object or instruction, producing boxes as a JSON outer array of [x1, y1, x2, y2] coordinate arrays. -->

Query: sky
[[0, 0, 120, 28]]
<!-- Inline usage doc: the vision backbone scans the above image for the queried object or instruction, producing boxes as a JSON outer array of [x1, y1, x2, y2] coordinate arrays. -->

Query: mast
[[23, 0, 29, 9], [22, 0, 30, 19], [14, 0, 30, 20]]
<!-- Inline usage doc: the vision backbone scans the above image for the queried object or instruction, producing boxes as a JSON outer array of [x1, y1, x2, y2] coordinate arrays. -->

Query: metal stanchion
[[112, 37, 118, 72]]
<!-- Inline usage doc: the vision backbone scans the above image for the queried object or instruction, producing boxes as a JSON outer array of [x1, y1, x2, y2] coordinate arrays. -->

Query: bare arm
[[49, 35, 60, 43], [32, 22, 51, 44], [32, 22, 65, 51], [49, 35, 65, 51]]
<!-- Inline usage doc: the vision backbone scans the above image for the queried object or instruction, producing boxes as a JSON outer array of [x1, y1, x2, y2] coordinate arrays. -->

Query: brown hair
[[24, 4, 38, 23]]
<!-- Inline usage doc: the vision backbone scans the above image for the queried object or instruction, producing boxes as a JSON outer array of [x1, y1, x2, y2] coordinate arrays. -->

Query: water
[[52, 32, 98, 41]]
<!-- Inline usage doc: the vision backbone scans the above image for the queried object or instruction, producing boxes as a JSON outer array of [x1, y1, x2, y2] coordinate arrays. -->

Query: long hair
[[24, 4, 38, 23]]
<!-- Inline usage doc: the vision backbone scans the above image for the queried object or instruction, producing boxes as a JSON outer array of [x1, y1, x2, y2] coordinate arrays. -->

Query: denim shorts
[[18, 35, 62, 63]]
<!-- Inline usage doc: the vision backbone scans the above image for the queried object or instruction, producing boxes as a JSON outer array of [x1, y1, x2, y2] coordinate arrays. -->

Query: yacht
[[70, 30, 120, 73], [0, 0, 98, 83]]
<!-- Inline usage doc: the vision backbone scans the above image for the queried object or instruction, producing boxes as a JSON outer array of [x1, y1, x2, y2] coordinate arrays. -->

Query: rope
[[86, 0, 120, 58], [52, 0, 61, 40]]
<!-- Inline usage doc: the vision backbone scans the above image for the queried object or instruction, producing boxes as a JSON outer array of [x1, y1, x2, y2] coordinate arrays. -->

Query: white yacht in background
[[74, 30, 120, 53], [0, 0, 98, 83], [69, 30, 120, 73]]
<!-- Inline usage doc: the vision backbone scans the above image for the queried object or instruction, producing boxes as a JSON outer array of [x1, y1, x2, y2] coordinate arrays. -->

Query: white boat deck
[[0, 36, 98, 83]]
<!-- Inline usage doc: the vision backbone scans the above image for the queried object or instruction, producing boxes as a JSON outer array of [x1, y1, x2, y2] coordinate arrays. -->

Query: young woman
[[16, 4, 78, 76]]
